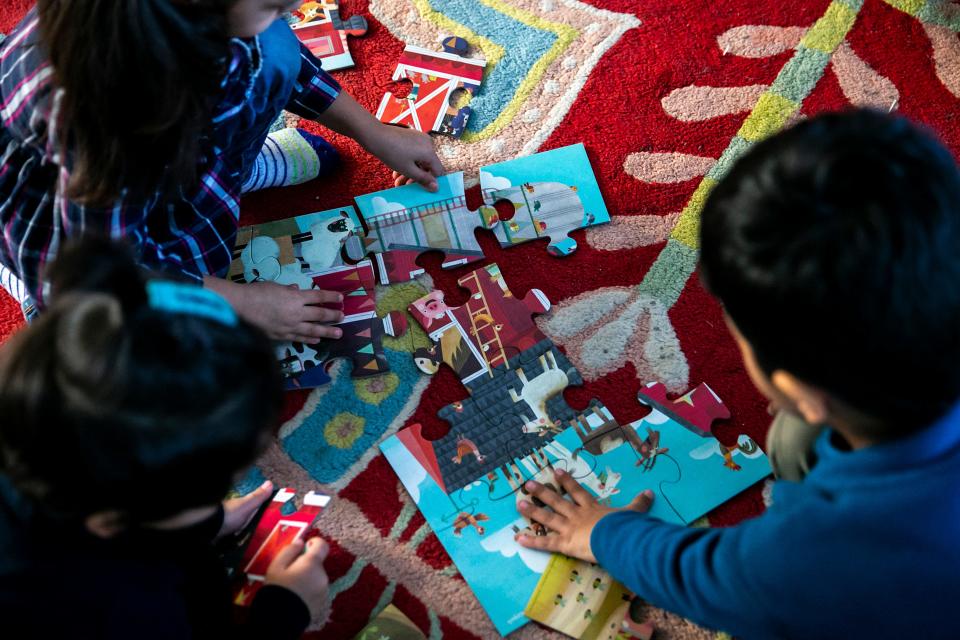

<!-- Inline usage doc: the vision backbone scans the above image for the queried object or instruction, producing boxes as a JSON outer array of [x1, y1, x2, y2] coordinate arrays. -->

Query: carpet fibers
[[2, 0, 960, 637]]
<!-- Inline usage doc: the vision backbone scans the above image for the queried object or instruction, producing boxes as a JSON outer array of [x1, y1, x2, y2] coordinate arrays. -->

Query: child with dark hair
[[0, 238, 329, 638], [0, 1, 442, 340], [515, 110, 960, 638]]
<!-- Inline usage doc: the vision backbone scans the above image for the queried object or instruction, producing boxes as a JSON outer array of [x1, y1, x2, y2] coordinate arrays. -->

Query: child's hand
[[236, 281, 345, 343], [218, 480, 273, 539], [265, 537, 330, 620], [366, 124, 445, 192], [515, 469, 655, 563]]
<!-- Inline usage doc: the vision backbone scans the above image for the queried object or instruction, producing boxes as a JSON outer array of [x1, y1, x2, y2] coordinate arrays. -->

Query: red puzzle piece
[[289, 1, 368, 71], [408, 263, 551, 386], [636, 381, 731, 436], [375, 44, 486, 138], [233, 488, 330, 606]]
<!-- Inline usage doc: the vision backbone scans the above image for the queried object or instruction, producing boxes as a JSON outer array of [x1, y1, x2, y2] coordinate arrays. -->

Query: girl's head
[[0, 237, 283, 526], [36, 0, 299, 206]]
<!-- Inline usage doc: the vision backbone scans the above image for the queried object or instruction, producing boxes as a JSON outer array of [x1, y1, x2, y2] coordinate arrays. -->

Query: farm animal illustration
[[452, 436, 485, 464], [510, 351, 571, 437], [452, 512, 489, 537]]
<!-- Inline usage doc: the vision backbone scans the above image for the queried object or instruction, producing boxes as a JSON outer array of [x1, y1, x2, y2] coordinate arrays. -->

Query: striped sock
[[242, 128, 339, 193]]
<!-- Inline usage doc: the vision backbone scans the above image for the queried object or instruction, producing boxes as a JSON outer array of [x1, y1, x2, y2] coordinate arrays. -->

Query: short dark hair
[[700, 109, 960, 434], [0, 237, 283, 522]]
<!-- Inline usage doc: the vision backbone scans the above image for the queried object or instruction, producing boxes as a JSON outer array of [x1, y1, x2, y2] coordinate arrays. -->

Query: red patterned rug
[[3, 1, 960, 637]]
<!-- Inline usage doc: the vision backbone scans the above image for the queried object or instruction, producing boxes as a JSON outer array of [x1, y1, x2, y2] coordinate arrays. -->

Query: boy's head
[[0, 238, 284, 526], [700, 109, 960, 439]]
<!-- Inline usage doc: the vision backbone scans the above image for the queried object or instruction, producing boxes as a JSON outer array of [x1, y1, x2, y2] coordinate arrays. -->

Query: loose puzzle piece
[[375, 44, 487, 138], [408, 263, 551, 386], [480, 143, 611, 256], [290, 1, 368, 71], [525, 555, 655, 640], [233, 488, 330, 606], [229, 207, 361, 287], [381, 385, 771, 634], [276, 261, 408, 390], [352, 604, 426, 640], [350, 172, 499, 285]]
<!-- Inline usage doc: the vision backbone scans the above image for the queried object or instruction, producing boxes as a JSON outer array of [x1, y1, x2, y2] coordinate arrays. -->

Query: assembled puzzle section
[[229, 207, 361, 287], [375, 43, 487, 138], [381, 384, 771, 634], [350, 172, 498, 285], [524, 555, 655, 640], [290, 1, 368, 71], [276, 261, 407, 390], [480, 143, 611, 256], [233, 488, 330, 606], [409, 262, 551, 385]]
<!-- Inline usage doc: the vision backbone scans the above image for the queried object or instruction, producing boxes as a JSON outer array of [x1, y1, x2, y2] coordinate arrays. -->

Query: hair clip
[[146, 280, 238, 327]]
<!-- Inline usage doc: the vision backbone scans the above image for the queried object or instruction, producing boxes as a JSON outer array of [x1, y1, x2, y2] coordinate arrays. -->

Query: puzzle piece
[[524, 554, 655, 640], [398, 339, 584, 494], [290, 1, 368, 71], [352, 604, 426, 640], [480, 143, 611, 256], [233, 488, 330, 606], [276, 261, 408, 390], [350, 172, 499, 285], [636, 380, 730, 437], [375, 44, 486, 138], [229, 207, 360, 286], [409, 263, 551, 386]]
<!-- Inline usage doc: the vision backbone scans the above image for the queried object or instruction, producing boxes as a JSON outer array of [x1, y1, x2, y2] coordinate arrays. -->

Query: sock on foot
[[242, 128, 338, 193]]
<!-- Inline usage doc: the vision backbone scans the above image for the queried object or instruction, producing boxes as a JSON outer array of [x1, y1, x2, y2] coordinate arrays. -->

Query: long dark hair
[[37, 0, 235, 206], [0, 237, 284, 522]]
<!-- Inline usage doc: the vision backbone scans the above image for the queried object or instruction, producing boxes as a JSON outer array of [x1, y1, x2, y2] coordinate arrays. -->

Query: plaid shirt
[[0, 12, 340, 306]]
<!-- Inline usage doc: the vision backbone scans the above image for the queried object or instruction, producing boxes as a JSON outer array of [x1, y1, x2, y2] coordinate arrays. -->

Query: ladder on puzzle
[[460, 269, 508, 374]]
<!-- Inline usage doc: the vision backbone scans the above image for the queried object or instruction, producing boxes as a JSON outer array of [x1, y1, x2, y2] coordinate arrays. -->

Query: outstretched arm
[[285, 44, 444, 191]]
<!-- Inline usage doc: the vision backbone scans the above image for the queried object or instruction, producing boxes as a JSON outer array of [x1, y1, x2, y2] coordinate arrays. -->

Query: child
[[0, 1, 442, 342], [515, 110, 960, 638], [0, 238, 329, 638]]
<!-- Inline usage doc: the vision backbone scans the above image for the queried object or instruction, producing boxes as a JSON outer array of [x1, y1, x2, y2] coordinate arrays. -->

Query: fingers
[[288, 322, 343, 343], [300, 305, 344, 325], [554, 468, 593, 505], [302, 537, 330, 563], [516, 533, 560, 552], [404, 163, 439, 192], [627, 489, 655, 513], [518, 499, 562, 531], [422, 147, 445, 179], [272, 537, 306, 569], [302, 289, 343, 306], [524, 480, 572, 516]]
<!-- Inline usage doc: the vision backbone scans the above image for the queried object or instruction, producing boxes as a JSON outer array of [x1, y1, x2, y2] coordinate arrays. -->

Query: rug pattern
[[2, 1, 960, 638]]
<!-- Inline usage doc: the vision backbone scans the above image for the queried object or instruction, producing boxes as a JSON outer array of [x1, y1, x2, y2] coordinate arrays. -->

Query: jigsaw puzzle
[[276, 261, 407, 390], [381, 385, 770, 634], [233, 488, 330, 606], [409, 263, 551, 386], [375, 43, 487, 138], [290, 1, 368, 71], [480, 143, 611, 256], [524, 555, 655, 640], [350, 172, 498, 285], [229, 207, 360, 286]]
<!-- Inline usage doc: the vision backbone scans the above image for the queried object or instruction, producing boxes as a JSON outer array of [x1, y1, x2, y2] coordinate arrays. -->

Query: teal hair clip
[[146, 280, 238, 327]]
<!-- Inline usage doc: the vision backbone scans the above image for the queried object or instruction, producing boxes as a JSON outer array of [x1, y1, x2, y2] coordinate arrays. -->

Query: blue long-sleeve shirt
[[591, 402, 960, 639]]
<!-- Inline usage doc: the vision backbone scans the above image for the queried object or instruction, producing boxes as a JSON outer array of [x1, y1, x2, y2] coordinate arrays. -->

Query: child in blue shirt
[[516, 110, 960, 639]]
